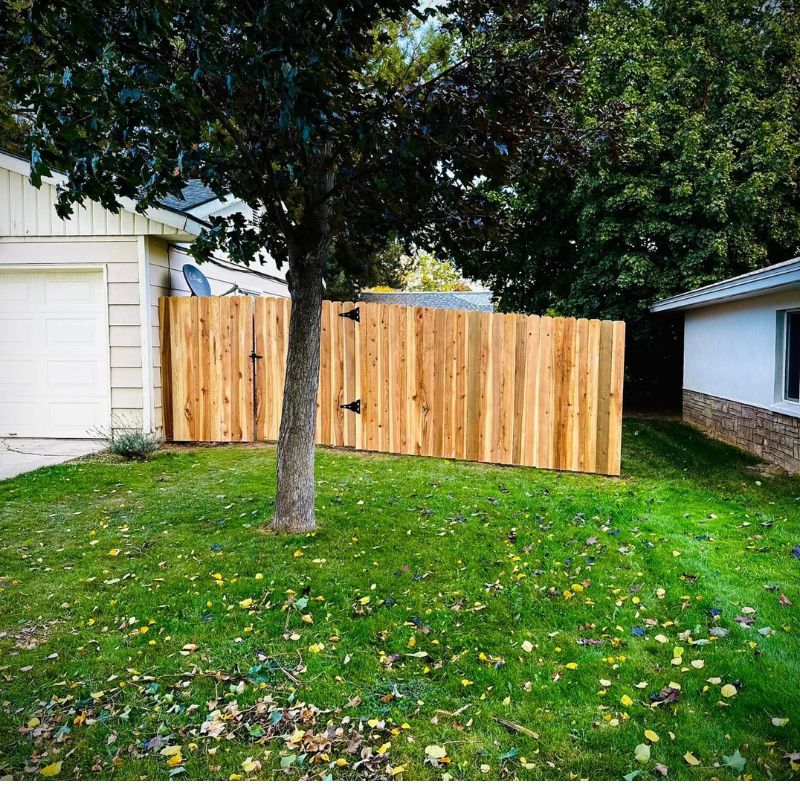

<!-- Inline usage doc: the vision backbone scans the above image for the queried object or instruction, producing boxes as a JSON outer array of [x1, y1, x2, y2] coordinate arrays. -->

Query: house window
[[786, 310, 800, 402]]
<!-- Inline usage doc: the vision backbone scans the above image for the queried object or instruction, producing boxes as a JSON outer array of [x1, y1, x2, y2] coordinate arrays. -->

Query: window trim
[[782, 308, 800, 404]]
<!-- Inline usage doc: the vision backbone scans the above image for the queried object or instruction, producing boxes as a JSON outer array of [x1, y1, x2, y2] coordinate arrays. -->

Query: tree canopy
[[1, 1, 584, 272], [0, 80, 26, 152], [443, 0, 800, 405]]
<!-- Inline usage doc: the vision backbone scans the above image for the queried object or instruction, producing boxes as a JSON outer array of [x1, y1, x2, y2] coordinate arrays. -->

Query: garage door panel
[[0, 401, 41, 428], [47, 360, 101, 389], [44, 273, 101, 305], [0, 316, 37, 346], [0, 358, 103, 394], [45, 317, 100, 347], [0, 360, 36, 386], [0, 277, 34, 302], [49, 402, 105, 433], [0, 269, 110, 438], [0, 401, 107, 438]]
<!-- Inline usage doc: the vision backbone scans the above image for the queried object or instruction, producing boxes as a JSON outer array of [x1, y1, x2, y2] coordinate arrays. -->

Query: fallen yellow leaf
[[425, 745, 447, 761], [241, 757, 261, 773]]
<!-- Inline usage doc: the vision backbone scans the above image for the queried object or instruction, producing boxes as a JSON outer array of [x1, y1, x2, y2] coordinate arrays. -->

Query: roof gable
[[0, 149, 204, 239]]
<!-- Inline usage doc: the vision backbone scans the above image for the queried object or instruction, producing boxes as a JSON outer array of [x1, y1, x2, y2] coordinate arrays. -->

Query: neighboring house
[[0, 149, 288, 440], [651, 256, 800, 472], [360, 290, 494, 312]]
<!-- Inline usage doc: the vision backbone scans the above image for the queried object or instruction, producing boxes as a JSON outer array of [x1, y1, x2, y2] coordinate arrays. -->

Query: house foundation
[[683, 389, 800, 473]]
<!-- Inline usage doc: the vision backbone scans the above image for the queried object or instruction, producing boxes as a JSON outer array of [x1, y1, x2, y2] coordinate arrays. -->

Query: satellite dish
[[183, 263, 211, 297]]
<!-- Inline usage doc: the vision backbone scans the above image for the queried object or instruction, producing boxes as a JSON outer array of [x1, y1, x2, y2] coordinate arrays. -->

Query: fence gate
[[159, 296, 254, 442], [159, 296, 625, 475]]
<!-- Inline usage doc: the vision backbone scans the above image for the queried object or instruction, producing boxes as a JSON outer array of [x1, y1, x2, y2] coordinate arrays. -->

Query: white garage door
[[0, 269, 111, 438]]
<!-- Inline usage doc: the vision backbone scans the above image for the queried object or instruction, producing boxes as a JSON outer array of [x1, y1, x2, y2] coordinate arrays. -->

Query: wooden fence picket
[[160, 296, 625, 475], [158, 295, 254, 442]]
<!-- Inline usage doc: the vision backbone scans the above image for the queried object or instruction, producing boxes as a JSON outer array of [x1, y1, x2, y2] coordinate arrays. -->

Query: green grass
[[1, 418, 799, 781]]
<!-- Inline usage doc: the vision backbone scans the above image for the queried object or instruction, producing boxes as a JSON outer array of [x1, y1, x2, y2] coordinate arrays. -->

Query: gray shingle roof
[[160, 179, 218, 212], [360, 291, 494, 312]]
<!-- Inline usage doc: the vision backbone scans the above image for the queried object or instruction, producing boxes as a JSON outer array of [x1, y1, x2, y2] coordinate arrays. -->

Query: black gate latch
[[340, 399, 361, 414], [250, 352, 263, 362], [338, 307, 360, 322]]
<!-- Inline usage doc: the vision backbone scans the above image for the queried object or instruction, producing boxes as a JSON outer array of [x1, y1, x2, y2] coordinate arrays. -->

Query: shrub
[[107, 430, 161, 461]]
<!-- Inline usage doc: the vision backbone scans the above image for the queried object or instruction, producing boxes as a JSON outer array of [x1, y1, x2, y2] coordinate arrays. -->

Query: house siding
[[147, 238, 172, 433], [0, 164, 183, 239]]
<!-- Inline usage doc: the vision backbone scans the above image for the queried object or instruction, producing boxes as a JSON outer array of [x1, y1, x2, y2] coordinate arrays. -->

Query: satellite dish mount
[[183, 263, 211, 297], [183, 263, 241, 297]]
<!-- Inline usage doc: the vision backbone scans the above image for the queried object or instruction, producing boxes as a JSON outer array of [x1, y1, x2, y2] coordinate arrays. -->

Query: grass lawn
[[0, 418, 799, 781]]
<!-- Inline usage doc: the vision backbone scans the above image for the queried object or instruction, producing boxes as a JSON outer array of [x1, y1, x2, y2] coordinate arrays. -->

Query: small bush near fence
[[107, 430, 161, 461]]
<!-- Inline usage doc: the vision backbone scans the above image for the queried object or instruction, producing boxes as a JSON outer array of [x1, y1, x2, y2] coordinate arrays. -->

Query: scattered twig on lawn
[[435, 704, 471, 717], [493, 716, 540, 739], [276, 662, 301, 685]]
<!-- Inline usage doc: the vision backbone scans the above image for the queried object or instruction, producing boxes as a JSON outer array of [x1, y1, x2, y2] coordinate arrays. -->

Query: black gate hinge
[[340, 399, 361, 414], [338, 307, 360, 322]]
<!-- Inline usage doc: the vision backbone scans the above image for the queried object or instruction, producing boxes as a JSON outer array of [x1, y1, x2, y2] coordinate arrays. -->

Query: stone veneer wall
[[683, 389, 800, 473]]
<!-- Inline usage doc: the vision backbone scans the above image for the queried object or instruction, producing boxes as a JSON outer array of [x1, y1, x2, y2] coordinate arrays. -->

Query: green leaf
[[722, 750, 746, 773], [280, 754, 297, 769]]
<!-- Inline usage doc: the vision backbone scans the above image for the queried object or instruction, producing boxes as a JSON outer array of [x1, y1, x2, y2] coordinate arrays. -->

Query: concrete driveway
[[0, 438, 105, 481]]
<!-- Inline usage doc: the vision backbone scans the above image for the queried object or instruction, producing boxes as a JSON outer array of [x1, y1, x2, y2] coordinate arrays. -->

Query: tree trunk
[[271, 150, 334, 533], [272, 257, 324, 532]]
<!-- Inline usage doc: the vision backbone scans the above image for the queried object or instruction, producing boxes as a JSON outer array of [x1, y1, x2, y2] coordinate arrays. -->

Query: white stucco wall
[[683, 288, 800, 411]]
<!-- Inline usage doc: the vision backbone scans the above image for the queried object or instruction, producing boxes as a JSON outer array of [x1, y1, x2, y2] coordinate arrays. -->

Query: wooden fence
[[159, 296, 625, 475]]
